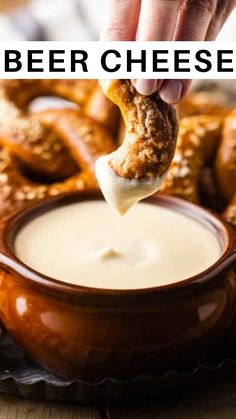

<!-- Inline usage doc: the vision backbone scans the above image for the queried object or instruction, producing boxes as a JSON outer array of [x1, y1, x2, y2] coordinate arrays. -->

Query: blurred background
[[0, 0, 235, 42], [0, 0, 103, 41]]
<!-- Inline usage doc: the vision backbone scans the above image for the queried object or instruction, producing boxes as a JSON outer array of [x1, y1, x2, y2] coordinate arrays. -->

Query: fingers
[[135, 0, 216, 98], [133, 80, 163, 96], [206, 0, 236, 40], [160, 80, 192, 104], [174, 0, 217, 40], [159, 0, 217, 102], [136, 0, 179, 95], [101, 0, 141, 40], [100, 0, 236, 103], [137, 0, 180, 41], [131, 79, 163, 95]]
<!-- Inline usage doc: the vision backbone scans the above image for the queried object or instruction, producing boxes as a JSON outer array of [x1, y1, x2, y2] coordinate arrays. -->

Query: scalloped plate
[[0, 335, 235, 402]]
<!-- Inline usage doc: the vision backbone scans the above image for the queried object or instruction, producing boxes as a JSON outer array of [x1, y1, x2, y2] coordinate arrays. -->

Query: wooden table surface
[[1, 374, 236, 419]]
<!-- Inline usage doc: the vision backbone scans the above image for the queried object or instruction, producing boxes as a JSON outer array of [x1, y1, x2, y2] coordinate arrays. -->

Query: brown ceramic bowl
[[0, 192, 235, 381]]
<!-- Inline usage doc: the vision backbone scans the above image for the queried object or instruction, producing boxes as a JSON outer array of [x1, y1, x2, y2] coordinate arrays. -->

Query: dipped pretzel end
[[96, 80, 178, 214]]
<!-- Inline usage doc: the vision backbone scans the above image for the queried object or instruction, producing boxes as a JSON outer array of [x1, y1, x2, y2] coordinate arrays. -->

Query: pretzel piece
[[0, 80, 117, 182], [0, 80, 97, 109], [96, 80, 178, 214], [84, 84, 120, 135], [161, 115, 223, 203], [177, 91, 231, 119], [215, 110, 236, 201], [0, 80, 117, 217], [0, 93, 77, 180], [0, 108, 115, 218], [0, 145, 96, 218], [0, 79, 119, 135], [35, 109, 115, 174], [0, 80, 95, 181]]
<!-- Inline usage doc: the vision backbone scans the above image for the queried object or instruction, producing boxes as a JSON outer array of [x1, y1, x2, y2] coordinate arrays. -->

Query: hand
[[101, 0, 236, 103]]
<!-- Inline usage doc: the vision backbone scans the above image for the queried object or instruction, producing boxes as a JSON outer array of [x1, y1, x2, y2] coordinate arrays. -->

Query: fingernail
[[135, 79, 157, 95], [160, 80, 183, 104]]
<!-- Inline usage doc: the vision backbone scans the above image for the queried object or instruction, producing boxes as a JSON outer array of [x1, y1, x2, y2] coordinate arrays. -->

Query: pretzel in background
[[216, 110, 236, 225], [162, 90, 236, 226], [0, 79, 117, 217]]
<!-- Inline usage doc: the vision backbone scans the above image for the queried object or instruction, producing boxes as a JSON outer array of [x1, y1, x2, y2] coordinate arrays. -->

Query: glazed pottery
[[0, 192, 235, 380]]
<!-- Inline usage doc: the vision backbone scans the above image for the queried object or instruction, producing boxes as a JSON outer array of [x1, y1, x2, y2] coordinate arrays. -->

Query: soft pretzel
[[177, 91, 232, 119], [0, 80, 117, 182], [35, 109, 115, 174], [0, 92, 77, 181], [84, 83, 120, 136], [0, 80, 116, 217], [96, 80, 178, 214], [0, 80, 96, 110], [215, 110, 236, 226], [0, 145, 95, 217], [0, 106, 115, 217], [215, 110, 236, 201], [0, 79, 119, 135], [161, 115, 223, 203], [0, 80, 96, 181]]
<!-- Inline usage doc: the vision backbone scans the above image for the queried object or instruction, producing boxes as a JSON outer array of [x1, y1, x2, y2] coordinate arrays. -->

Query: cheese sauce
[[15, 201, 221, 290]]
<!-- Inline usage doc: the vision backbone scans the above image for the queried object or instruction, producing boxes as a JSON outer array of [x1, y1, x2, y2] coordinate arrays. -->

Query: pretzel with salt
[[216, 110, 236, 225], [0, 80, 116, 217], [96, 80, 178, 214], [161, 115, 223, 203]]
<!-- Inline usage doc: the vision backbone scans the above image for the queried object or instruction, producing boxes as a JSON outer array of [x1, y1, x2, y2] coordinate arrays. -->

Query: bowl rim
[[0, 191, 235, 298]]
